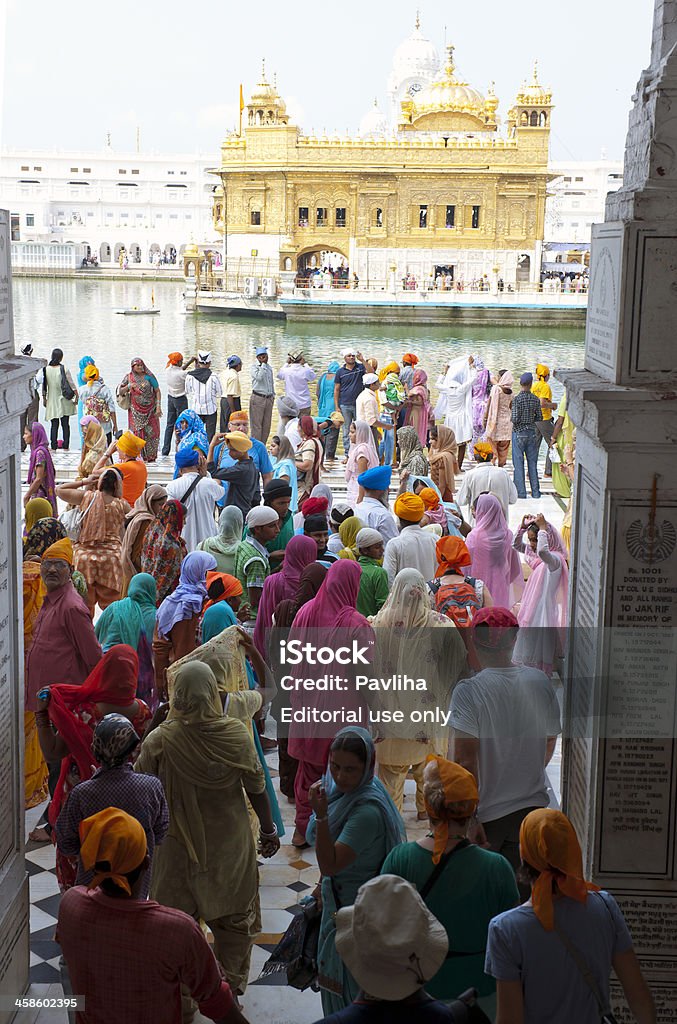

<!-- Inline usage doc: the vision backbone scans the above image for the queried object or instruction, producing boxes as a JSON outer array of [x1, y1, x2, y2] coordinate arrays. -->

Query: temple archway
[[296, 245, 349, 286]]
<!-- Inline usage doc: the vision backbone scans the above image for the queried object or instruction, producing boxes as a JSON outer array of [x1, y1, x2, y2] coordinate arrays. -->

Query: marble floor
[[23, 737, 561, 1024]]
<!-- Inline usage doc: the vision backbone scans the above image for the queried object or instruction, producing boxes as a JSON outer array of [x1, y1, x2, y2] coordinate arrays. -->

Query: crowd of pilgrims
[[19, 343, 655, 1024]]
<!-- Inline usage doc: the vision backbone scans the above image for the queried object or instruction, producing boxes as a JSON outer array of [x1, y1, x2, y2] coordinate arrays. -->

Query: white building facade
[[1, 148, 219, 265], [543, 159, 623, 275]]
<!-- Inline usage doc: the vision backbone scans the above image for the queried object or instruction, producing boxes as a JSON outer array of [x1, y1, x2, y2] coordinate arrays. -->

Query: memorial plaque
[[635, 236, 677, 373], [0, 213, 12, 356], [584, 223, 622, 377]]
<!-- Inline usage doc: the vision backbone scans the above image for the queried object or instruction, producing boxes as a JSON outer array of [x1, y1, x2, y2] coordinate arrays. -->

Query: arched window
[[540, 111, 548, 127], [530, 111, 539, 127], [520, 111, 529, 126]]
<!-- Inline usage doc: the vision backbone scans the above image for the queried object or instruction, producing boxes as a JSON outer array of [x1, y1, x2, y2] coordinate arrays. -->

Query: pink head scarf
[[466, 493, 522, 607], [345, 420, 379, 480], [27, 423, 57, 515], [517, 523, 570, 662], [253, 535, 318, 656]]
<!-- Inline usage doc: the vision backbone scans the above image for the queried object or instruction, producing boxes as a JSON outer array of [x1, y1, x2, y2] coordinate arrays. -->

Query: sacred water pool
[[13, 278, 585, 404]]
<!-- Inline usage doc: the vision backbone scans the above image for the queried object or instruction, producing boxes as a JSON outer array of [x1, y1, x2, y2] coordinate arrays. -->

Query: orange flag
[[239, 84, 245, 113]]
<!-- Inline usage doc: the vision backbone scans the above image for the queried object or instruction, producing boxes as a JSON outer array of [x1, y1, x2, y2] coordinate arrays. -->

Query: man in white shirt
[[185, 351, 222, 441], [354, 466, 399, 545], [449, 607, 561, 885], [456, 441, 518, 521], [162, 352, 195, 456], [249, 346, 276, 444], [356, 373, 391, 450], [277, 353, 316, 416], [165, 448, 225, 551], [220, 355, 242, 430], [383, 493, 437, 585]]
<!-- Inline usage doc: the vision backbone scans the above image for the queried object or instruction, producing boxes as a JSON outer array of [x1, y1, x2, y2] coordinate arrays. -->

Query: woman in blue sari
[[173, 409, 209, 478], [269, 435, 299, 513], [196, 602, 285, 838], [307, 727, 405, 1015]]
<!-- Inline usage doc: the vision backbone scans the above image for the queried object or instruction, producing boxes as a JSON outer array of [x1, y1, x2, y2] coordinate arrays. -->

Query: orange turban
[[473, 441, 494, 459], [41, 538, 74, 565], [229, 410, 249, 424], [204, 571, 244, 610], [394, 493, 425, 523], [419, 487, 440, 510], [117, 431, 146, 458], [402, 352, 419, 366], [424, 756, 479, 864], [435, 536, 471, 577], [84, 365, 99, 381], [166, 352, 183, 367], [224, 432, 252, 453], [79, 807, 147, 895], [519, 809, 599, 930]]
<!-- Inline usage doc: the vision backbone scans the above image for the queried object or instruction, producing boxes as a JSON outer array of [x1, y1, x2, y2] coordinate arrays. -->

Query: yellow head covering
[[117, 431, 146, 458], [394, 492, 425, 523], [25, 498, 54, 534], [41, 538, 74, 565], [473, 441, 494, 459], [224, 432, 253, 453], [338, 516, 363, 560], [84, 365, 100, 381], [79, 808, 147, 895], [424, 756, 478, 864], [378, 360, 400, 382], [519, 808, 599, 930], [535, 364, 550, 380]]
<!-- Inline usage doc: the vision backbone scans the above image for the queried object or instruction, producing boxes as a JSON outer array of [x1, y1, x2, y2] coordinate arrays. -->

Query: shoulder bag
[[116, 377, 132, 411], [259, 897, 322, 992], [552, 900, 619, 1024], [59, 493, 94, 542], [60, 365, 76, 402], [419, 839, 489, 964], [178, 473, 203, 510]]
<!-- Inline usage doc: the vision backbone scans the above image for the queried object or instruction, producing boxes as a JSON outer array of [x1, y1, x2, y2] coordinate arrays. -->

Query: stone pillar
[[560, 5, 677, 1019], [0, 210, 41, 1020]]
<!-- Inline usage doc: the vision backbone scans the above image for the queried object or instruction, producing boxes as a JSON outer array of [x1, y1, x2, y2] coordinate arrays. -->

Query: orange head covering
[[166, 352, 183, 367], [41, 538, 74, 565], [419, 487, 440, 510], [473, 441, 494, 461], [394, 493, 425, 523], [424, 756, 478, 864], [402, 353, 419, 366], [117, 431, 146, 458], [79, 807, 147, 895], [204, 570, 243, 610], [435, 536, 471, 577], [519, 809, 599, 930], [229, 409, 249, 424], [84, 364, 99, 381]]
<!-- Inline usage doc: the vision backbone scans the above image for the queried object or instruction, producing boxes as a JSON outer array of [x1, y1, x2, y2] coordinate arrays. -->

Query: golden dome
[[406, 45, 492, 130], [515, 62, 552, 105], [184, 242, 200, 257], [249, 61, 287, 112]]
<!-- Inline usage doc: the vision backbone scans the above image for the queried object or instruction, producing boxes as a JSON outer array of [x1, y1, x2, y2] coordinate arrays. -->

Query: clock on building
[[408, 82, 423, 96]]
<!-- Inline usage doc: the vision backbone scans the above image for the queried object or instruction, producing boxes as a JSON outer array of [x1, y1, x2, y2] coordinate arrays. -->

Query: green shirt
[[381, 841, 519, 1000], [244, 509, 294, 572], [356, 556, 389, 617], [234, 537, 270, 606]]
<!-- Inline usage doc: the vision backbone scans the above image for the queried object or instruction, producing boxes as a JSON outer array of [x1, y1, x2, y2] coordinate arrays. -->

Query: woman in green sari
[[197, 505, 243, 574], [95, 573, 157, 652]]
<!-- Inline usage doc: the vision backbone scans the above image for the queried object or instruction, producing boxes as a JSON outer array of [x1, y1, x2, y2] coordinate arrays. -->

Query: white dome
[[392, 24, 440, 80], [360, 100, 388, 137]]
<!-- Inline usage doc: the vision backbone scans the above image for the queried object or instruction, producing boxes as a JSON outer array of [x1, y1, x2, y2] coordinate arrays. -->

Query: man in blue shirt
[[212, 408, 273, 507], [333, 348, 366, 458]]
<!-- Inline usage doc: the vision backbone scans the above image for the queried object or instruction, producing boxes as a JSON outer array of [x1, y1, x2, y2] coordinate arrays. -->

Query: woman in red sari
[[287, 560, 374, 846], [117, 358, 161, 462], [35, 645, 152, 889], [140, 498, 187, 605]]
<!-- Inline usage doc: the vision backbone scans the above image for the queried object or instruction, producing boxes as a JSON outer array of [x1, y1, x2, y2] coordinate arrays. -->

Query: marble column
[[560, 4, 677, 1019], [0, 210, 41, 1021]]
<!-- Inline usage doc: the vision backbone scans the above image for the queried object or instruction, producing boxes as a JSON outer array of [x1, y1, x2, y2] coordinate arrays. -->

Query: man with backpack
[[165, 448, 224, 552], [81, 365, 118, 442]]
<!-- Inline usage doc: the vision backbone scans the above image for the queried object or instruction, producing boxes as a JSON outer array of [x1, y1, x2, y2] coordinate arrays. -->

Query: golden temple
[[211, 20, 553, 289]]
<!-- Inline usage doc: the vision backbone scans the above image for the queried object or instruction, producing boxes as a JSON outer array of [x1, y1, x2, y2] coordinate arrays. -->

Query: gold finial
[[374, 97, 378, 108], [445, 43, 455, 77], [415, 8, 420, 30], [532, 59, 539, 84], [273, 71, 278, 89], [261, 58, 267, 81]]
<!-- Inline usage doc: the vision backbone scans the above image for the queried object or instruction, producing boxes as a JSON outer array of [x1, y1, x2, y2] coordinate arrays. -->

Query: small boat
[[114, 307, 161, 315], [114, 288, 159, 315]]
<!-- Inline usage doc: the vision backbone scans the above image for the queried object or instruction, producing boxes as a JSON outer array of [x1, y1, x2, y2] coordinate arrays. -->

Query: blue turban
[[175, 447, 200, 470], [228, 355, 242, 368], [357, 465, 392, 491], [520, 372, 534, 386]]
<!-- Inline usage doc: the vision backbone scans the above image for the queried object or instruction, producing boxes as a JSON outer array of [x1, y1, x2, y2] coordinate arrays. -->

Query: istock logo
[[279, 640, 371, 665]]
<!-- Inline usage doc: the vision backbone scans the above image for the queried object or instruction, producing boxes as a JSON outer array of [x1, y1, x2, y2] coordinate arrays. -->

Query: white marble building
[[1, 147, 220, 264]]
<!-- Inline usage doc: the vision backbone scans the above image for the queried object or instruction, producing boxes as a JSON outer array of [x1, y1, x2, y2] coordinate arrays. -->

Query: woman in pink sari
[[23, 423, 57, 515], [253, 535, 317, 659], [287, 560, 374, 846], [513, 513, 569, 675], [404, 368, 432, 448], [344, 420, 378, 504], [466, 493, 522, 608]]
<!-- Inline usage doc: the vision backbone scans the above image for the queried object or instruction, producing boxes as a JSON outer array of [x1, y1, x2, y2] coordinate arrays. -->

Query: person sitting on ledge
[[56, 807, 250, 1024]]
